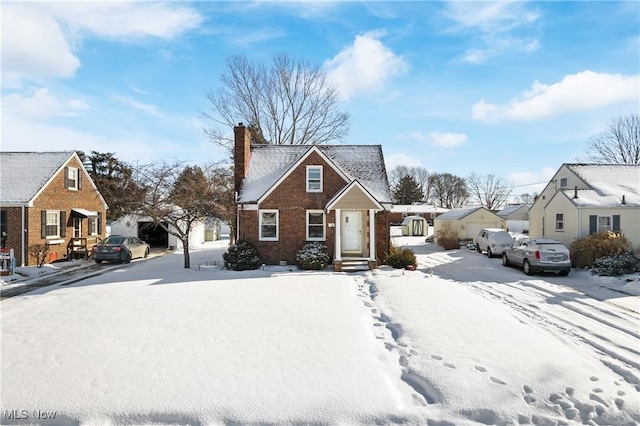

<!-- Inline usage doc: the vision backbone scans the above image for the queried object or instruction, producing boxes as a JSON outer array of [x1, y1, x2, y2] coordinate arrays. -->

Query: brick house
[[0, 152, 108, 266], [234, 124, 392, 271]]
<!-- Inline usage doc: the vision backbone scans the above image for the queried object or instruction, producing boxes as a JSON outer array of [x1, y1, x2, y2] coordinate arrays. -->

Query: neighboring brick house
[[0, 152, 108, 266], [234, 124, 392, 271]]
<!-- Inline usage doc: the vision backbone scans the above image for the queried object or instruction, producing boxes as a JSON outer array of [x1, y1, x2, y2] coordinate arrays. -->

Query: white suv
[[475, 228, 515, 258]]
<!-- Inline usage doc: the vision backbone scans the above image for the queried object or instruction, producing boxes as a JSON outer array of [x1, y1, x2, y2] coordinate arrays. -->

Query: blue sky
[[2, 1, 639, 199]]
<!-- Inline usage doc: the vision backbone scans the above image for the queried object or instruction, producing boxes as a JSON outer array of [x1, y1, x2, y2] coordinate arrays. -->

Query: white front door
[[341, 211, 362, 253]]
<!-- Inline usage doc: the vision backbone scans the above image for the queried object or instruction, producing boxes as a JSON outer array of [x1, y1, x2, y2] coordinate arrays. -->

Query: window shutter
[[97, 212, 103, 234], [64, 167, 69, 188], [613, 215, 620, 231], [60, 211, 67, 237], [41, 210, 47, 238], [78, 171, 82, 190], [589, 215, 597, 234]]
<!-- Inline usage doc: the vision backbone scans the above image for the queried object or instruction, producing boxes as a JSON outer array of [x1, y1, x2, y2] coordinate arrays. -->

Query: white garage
[[434, 206, 505, 243]]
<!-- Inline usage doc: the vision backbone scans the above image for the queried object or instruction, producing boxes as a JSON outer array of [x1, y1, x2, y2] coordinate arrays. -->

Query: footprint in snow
[[430, 355, 443, 361], [490, 377, 506, 385], [589, 376, 599, 382], [474, 366, 487, 373], [444, 363, 456, 369]]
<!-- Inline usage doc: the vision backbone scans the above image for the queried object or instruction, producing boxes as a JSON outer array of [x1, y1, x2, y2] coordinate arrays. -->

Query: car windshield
[[493, 233, 514, 243], [103, 236, 125, 245]]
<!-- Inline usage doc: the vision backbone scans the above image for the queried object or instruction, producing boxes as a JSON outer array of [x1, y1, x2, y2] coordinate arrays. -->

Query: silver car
[[92, 235, 150, 264], [502, 238, 571, 276]]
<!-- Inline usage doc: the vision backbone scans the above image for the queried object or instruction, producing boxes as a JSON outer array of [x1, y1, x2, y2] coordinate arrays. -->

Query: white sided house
[[433, 206, 506, 243], [110, 215, 221, 250], [529, 164, 640, 249]]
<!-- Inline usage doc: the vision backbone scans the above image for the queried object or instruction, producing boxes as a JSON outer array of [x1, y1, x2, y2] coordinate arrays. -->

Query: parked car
[[502, 238, 571, 276], [92, 235, 150, 264], [475, 228, 515, 257]]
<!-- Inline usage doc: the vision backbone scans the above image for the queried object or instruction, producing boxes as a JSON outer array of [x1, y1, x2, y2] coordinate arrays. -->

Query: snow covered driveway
[[1, 238, 639, 425]]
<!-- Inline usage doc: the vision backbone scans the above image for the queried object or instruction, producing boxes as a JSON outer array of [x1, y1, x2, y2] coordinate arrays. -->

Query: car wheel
[[122, 251, 132, 264], [502, 253, 509, 267], [476, 244, 481, 253], [523, 259, 533, 276], [95, 259, 102, 264], [487, 248, 493, 258], [144, 248, 149, 258], [559, 269, 569, 276]]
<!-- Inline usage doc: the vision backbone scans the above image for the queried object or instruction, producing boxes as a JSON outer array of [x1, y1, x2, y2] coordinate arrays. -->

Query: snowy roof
[[564, 164, 640, 207], [390, 204, 449, 214], [0, 152, 74, 204], [238, 145, 391, 203], [435, 206, 488, 220], [496, 204, 528, 217]]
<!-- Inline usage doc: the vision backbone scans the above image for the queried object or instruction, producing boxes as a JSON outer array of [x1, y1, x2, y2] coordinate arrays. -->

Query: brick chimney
[[234, 123, 251, 195]]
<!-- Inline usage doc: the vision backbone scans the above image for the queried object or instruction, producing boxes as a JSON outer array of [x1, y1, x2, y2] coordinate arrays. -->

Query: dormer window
[[306, 166, 322, 192]]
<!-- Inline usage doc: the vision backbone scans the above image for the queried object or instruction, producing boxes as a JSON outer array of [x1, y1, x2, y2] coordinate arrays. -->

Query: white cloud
[[444, 1, 540, 64], [324, 31, 408, 100], [385, 153, 422, 171], [508, 167, 556, 196], [2, 89, 89, 120], [406, 131, 468, 148], [111, 94, 161, 117], [43, 2, 203, 40], [1, 2, 202, 87], [472, 71, 640, 122], [1, 4, 80, 87]]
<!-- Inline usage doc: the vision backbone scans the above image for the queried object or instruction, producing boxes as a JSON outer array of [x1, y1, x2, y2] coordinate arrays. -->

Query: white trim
[[306, 165, 323, 192], [306, 210, 326, 241], [257, 146, 349, 204], [369, 209, 375, 261], [325, 180, 384, 211], [335, 209, 341, 261], [259, 209, 279, 241]]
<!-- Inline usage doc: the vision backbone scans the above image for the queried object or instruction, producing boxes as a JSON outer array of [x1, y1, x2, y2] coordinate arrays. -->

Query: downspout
[[21, 205, 26, 266]]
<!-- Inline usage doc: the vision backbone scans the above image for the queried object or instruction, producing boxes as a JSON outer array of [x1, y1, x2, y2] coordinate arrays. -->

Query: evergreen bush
[[386, 245, 417, 269], [591, 251, 640, 277], [296, 242, 331, 270], [223, 240, 262, 271]]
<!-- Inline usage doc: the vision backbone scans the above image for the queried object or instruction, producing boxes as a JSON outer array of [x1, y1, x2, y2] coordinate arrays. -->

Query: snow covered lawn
[[1, 236, 639, 425]]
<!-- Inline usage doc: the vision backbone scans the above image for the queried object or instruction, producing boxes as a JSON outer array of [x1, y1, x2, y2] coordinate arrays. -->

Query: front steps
[[334, 258, 376, 272]]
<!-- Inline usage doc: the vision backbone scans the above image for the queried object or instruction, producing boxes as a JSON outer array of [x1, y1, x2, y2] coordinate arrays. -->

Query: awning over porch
[[326, 180, 384, 211], [71, 208, 98, 218]]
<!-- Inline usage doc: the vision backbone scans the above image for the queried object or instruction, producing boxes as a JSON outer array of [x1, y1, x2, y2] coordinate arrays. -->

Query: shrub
[[296, 242, 331, 270], [386, 245, 417, 269], [591, 251, 640, 277], [570, 230, 631, 268], [436, 228, 459, 250], [223, 240, 262, 271], [28, 243, 49, 268]]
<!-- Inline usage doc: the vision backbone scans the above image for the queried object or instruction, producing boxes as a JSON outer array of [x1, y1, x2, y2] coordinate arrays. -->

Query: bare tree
[[584, 114, 640, 164], [203, 164, 236, 244], [136, 162, 225, 268], [203, 53, 350, 152], [466, 172, 513, 210], [428, 173, 469, 209], [513, 193, 536, 205], [388, 165, 432, 202]]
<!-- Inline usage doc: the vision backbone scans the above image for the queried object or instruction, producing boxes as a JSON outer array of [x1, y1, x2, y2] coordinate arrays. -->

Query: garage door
[[465, 222, 498, 240]]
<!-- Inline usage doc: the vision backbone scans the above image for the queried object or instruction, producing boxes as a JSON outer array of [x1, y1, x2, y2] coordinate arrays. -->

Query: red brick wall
[[238, 151, 390, 266], [6, 156, 107, 266]]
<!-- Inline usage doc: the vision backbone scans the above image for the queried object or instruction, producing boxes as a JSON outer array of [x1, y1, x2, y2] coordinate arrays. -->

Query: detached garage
[[434, 206, 505, 243]]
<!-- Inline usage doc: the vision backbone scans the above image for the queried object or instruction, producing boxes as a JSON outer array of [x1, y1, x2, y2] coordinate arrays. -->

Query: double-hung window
[[88, 217, 98, 236], [306, 166, 322, 192], [555, 213, 564, 231], [259, 210, 279, 241], [67, 167, 79, 190], [306, 210, 325, 241], [45, 211, 60, 237], [598, 216, 612, 231]]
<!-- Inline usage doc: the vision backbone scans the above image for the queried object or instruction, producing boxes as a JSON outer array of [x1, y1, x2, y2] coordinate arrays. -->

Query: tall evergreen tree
[[392, 175, 423, 205]]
